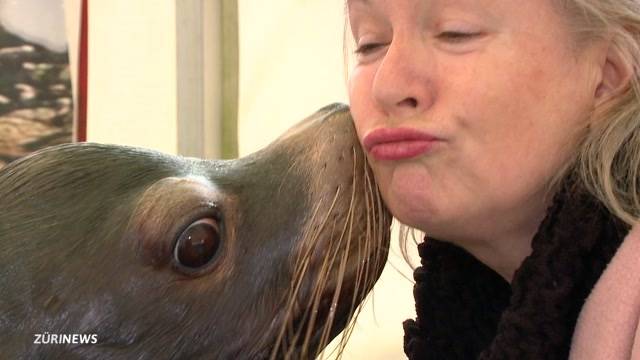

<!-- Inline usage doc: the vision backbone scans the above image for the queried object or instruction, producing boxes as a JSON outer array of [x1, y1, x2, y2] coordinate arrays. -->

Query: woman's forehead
[[347, 0, 560, 29], [347, 0, 503, 15], [347, 0, 543, 13], [347, 0, 509, 26]]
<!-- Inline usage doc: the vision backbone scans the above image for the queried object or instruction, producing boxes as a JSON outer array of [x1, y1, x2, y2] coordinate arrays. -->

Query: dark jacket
[[403, 180, 628, 359]]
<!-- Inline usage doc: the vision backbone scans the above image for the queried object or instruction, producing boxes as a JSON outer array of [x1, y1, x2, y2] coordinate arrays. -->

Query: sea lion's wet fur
[[0, 104, 391, 359]]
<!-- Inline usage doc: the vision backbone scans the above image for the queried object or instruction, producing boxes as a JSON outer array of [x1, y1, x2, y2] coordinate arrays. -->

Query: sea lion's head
[[0, 104, 391, 359]]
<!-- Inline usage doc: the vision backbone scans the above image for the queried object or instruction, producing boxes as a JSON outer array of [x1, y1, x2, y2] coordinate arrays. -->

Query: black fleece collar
[[403, 179, 628, 360]]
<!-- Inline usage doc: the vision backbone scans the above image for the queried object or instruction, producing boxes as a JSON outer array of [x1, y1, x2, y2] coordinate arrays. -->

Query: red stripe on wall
[[76, 0, 88, 142]]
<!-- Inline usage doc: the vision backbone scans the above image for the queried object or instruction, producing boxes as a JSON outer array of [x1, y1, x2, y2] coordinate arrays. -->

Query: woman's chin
[[382, 164, 438, 229]]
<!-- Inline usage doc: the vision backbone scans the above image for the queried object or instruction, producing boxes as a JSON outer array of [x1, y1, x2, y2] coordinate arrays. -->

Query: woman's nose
[[371, 39, 436, 119]]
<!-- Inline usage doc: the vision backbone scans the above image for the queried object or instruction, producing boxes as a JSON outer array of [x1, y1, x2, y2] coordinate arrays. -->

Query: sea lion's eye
[[174, 218, 221, 269]]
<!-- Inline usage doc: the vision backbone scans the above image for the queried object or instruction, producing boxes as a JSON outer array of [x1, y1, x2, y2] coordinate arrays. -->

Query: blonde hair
[[560, 0, 640, 227]]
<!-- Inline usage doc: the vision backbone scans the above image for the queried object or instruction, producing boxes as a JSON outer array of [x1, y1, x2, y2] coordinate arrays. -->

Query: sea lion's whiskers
[[287, 165, 362, 359], [349, 157, 380, 297], [369, 165, 389, 274], [277, 155, 304, 196], [368, 166, 387, 276], [326, 159, 388, 360], [290, 200, 326, 272], [272, 258, 312, 358], [339, 158, 389, 340], [287, 193, 338, 302], [363, 166, 391, 325], [271, 186, 344, 359], [291, 189, 349, 358], [317, 150, 387, 360], [293, 223, 337, 358], [299, 218, 342, 353], [312, 199, 355, 355], [318, 241, 352, 352], [314, 149, 362, 354], [369, 164, 388, 314], [269, 255, 311, 359], [338, 161, 383, 343], [332, 163, 376, 337], [356, 156, 378, 299], [321, 155, 387, 359]]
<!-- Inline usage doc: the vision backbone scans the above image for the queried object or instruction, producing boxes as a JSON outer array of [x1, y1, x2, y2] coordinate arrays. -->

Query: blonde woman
[[346, 0, 640, 358]]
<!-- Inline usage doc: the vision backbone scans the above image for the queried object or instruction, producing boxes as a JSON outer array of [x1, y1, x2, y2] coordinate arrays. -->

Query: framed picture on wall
[[0, 0, 86, 169]]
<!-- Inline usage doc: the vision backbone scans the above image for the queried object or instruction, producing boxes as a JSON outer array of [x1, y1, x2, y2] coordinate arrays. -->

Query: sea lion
[[0, 103, 391, 359]]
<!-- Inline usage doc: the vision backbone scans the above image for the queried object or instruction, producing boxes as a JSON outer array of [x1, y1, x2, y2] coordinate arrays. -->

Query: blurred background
[[1, 1, 420, 358], [0, 0, 73, 167]]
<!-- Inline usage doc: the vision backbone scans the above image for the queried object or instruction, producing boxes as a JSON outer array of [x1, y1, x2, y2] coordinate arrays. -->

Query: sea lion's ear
[[125, 176, 231, 276]]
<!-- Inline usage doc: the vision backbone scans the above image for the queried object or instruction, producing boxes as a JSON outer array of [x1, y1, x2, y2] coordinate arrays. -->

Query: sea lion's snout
[[251, 103, 392, 358], [0, 103, 391, 359]]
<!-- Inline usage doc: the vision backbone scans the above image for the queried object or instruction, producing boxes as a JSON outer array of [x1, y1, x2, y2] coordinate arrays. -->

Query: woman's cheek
[[348, 72, 372, 141]]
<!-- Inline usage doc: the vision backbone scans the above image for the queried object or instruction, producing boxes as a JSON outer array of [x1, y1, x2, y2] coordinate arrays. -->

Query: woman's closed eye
[[353, 30, 485, 60], [437, 31, 483, 43], [354, 42, 388, 55]]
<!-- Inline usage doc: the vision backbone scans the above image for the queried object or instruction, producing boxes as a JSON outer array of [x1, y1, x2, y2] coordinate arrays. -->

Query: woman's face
[[348, 0, 603, 241]]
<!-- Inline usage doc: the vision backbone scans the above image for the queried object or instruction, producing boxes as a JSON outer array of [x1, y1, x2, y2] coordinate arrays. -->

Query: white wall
[[237, 0, 349, 155], [86, 1, 178, 154]]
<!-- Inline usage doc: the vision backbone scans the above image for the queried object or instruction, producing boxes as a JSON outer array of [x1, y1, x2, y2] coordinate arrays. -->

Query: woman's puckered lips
[[362, 127, 442, 161]]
